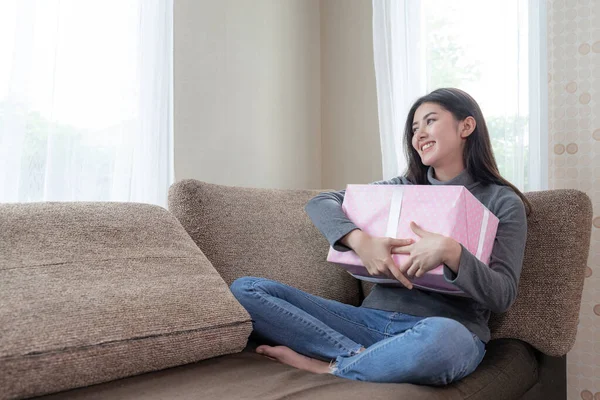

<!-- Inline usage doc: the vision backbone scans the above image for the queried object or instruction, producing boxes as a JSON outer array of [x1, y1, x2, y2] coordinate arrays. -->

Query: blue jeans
[[230, 276, 486, 385]]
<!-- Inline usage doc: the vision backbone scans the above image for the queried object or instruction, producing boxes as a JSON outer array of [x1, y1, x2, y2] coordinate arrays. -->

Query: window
[[373, 0, 547, 191], [0, 0, 174, 206]]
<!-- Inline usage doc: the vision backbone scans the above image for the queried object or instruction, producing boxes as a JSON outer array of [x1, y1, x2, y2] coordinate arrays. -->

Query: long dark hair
[[403, 88, 532, 215]]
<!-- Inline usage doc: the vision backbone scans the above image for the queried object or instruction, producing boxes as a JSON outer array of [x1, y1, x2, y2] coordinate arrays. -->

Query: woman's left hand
[[390, 222, 452, 278]]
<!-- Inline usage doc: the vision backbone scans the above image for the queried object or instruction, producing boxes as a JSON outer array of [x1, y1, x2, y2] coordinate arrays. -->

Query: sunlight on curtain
[[373, 0, 547, 191], [372, 0, 422, 181], [0, 0, 173, 206]]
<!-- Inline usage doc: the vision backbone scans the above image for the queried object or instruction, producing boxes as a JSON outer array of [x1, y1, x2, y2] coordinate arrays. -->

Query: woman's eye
[[427, 119, 435, 125]]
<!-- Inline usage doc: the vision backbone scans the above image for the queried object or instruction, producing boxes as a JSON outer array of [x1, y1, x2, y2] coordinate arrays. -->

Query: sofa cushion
[[0, 202, 252, 400], [168, 180, 362, 306], [37, 339, 537, 400]]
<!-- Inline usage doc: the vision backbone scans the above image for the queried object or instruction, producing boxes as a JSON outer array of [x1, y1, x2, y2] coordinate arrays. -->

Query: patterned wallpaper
[[547, 0, 600, 398]]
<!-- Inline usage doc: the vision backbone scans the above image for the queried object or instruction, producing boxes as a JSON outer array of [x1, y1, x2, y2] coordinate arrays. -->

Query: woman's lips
[[421, 142, 435, 153]]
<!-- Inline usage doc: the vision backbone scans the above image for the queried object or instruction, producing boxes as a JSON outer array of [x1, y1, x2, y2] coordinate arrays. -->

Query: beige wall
[[320, 0, 382, 190], [548, 1, 600, 398], [174, 0, 380, 190], [174, 0, 321, 190]]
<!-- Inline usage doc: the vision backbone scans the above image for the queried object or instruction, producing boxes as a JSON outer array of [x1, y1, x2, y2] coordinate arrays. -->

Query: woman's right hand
[[341, 229, 414, 289]]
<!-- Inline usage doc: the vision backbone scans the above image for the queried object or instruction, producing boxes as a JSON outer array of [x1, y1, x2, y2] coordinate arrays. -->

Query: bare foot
[[255, 345, 367, 374], [256, 345, 331, 374]]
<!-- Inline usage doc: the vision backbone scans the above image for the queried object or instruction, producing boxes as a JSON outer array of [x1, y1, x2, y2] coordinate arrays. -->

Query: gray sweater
[[305, 167, 527, 343]]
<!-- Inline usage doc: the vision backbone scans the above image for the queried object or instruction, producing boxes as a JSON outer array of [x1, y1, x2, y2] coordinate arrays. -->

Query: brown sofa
[[0, 180, 592, 400]]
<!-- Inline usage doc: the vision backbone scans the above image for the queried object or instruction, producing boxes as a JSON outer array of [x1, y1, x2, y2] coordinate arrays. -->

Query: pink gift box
[[327, 184, 499, 296]]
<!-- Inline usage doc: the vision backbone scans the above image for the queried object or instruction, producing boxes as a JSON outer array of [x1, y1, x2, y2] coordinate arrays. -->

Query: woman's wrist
[[443, 237, 462, 273], [341, 229, 368, 251]]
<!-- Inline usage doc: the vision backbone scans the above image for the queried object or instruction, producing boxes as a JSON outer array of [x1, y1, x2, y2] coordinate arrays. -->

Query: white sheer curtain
[[0, 0, 173, 206], [372, 0, 423, 181], [372, 0, 547, 191]]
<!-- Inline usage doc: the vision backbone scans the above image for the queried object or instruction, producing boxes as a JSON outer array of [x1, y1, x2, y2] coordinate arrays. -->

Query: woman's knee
[[406, 318, 479, 385], [230, 276, 261, 299], [412, 317, 476, 360], [230, 276, 280, 300]]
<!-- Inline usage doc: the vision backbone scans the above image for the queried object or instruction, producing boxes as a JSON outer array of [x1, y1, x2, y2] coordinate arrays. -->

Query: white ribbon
[[384, 188, 490, 262], [475, 209, 490, 261], [385, 188, 404, 238]]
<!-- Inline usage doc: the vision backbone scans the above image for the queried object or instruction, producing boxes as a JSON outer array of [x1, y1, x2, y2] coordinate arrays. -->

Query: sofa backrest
[[170, 181, 592, 357], [361, 189, 592, 356], [168, 180, 363, 306], [487, 189, 592, 356]]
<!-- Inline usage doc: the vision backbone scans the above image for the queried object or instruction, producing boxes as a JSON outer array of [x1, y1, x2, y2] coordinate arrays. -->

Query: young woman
[[230, 88, 531, 385]]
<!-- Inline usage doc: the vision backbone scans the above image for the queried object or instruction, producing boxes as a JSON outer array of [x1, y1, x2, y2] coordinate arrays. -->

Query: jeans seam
[[245, 278, 384, 337], [456, 334, 485, 381], [334, 326, 413, 375], [334, 321, 482, 381], [384, 316, 395, 336], [247, 280, 359, 354], [334, 316, 428, 375], [432, 328, 483, 384], [294, 289, 392, 338]]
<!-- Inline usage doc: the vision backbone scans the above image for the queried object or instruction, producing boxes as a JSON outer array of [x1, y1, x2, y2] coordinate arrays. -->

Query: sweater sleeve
[[304, 176, 407, 252], [442, 189, 527, 313]]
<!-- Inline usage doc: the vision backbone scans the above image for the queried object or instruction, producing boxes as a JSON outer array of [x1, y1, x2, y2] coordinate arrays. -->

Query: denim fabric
[[230, 277, 486, 385]]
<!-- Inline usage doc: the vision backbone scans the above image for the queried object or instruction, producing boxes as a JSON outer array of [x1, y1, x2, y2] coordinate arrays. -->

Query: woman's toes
[[255, 345, 330, 374], [256, 345, 278, 360], [255, 345, 268, 354]]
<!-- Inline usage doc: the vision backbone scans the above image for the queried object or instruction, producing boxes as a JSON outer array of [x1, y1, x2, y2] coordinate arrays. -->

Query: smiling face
[[411, 102, 475, 179]]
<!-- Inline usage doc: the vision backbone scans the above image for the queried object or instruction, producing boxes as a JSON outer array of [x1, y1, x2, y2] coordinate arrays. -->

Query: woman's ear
[[460, 116, 476, 138]]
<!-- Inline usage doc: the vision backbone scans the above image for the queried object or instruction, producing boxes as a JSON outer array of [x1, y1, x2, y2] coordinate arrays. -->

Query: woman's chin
[[419, 157, 433, 167], [419, 152, 440, 167]]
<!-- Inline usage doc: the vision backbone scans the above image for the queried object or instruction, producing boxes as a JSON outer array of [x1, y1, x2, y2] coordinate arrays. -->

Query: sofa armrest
[[520, 351, 566, 400]]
